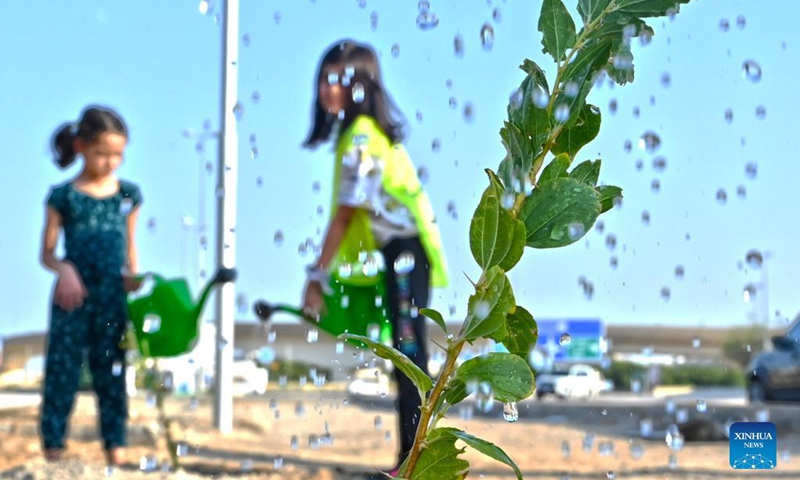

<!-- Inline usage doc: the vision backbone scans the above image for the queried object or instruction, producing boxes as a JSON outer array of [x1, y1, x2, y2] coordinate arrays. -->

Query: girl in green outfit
[[40, 105, 143, 466], [301, 40, 449, 476]]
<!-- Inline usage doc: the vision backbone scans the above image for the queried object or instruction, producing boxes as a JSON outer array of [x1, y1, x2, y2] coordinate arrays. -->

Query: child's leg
[[87, 299, 129, 453], [381, 237, 431, 468], [40, 305, 89, 452]]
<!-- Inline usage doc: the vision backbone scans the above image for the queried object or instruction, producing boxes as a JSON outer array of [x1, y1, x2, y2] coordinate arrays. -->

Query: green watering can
[[253, 268, 392, 350], [126, 268, 237, 358]]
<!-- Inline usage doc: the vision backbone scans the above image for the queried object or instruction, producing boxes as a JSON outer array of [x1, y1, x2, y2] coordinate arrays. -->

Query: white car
[[550, 364, 610, 400], [347, 367, 392, 398]]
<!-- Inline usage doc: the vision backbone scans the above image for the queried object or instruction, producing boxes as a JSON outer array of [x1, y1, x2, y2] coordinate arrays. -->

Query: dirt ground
[[2, 388, 800, 480]]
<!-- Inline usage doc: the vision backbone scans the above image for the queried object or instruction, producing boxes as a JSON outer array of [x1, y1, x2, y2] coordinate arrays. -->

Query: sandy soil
[[2, 388, 799, 480]]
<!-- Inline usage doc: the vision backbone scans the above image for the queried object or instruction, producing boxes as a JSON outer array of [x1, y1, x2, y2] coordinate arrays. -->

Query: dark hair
[[303, 40, 405, 149], [51, 105, 128, 169]]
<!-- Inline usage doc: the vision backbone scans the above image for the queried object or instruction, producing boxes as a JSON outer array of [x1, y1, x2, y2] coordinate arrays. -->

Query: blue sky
[[1, 0, 797, 340]]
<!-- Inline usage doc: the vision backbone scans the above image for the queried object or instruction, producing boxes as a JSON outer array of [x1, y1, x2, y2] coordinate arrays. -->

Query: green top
[[329, 115, 449, 288]]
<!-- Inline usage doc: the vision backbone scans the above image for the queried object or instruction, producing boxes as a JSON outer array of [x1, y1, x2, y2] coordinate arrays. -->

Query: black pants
[[380, 236, 430, 466]]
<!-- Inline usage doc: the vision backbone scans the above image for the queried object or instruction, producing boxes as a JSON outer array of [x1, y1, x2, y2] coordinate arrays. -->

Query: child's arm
[[312, 205, 355, 271], [41, 206, 87, 310], [126, 206, 141, 273]]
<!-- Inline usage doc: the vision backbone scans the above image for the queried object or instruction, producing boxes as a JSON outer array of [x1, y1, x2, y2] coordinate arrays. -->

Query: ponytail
[[50, 105, 128, 170], [52, 122, 78, 169]]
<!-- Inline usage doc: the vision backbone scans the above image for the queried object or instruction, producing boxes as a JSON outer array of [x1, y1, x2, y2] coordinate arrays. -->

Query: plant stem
[[401, 339, 466, 478], [533, 0, 619, 184]]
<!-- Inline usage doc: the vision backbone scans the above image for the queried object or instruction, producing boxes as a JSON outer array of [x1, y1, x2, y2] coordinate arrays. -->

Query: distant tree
[[723, 326, 767, 368]]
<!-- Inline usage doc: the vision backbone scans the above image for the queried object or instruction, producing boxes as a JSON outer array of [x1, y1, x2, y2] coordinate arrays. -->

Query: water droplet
[[660, 287, 671, 301], [609, 256, 618, 269], [352, 82, 365, 103], [273, 456, 284, 469], [666, 424, 684, 451], [559, 333, 572, 346], [608, 99, 618, 114], [564, 82, 579, 98], [724, 108, 734, 123], [431, 138, 441, 152], [555, 104, 570, 123], [649, 178, 660, 193], [390, 44, 400, 58], [501, 192, 515, 210], [143, 314, 162, 333], [641, 211, 651, 225], [736, 185, 747, 199], [719, 18, 730, 32], [462, 103, 475, 122], [306, 328, 319, 344], [242, 33, 251, 47], [639, 131, 661, 153], [451, 34, 465, 58], [612, 52, 633, 70], [715, 188, 728, 204], [745, 249, 763, 269], [606, 234, 617, 250], [652, 156, 667, 172], [630, 442, 644, 460], [249, 146, 259, 159], [640, 418, 653, 437], [583, 432, 595, 451], [674, 265, 685, 279], [598, 441, 615, 456], [696, 399, 707, 412], [745, 162, 757, 179], [448, 97, 458, 109], [743, 283, 757, 302], [503, 402, 519, 422], [233, 102, 244, 121], [112, 361, 123, 376], [272, 230, 284, 247], [606, 471, 616, 479], [661, 72, 671, 87], [632, 106, 641, 118], [416, 11, 439, 30], [480, 23, 494, 50], [475, 301, 491, 320], [290, 435, 299, 451], [279, 375, 287, 387], [139, 454, 158, 472], [568, 222, 585, 240], [268, 329, 277, 343], [742, 60, 762, 82], [533, 87, 549, 108], [668, 453, 679, 469], [736, 15, 746, 29], [623, 139, 632, 153], [393, 251, 416, 275], [335, 341, 344, 355], [370, 11, 379, 31], [755, 105, 766, 120]]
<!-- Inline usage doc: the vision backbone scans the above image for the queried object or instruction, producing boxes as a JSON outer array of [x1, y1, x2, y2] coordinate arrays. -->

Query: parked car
[[347, 367, 392, 398], [536, 364, 611, 400], [747, 325, 800, 402]]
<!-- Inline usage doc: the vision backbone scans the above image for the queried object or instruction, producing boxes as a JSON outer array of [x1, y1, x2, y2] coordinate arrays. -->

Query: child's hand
[[54, 263, 88, 311], [123, 274, 144, 293], [302, 281, 327, 318]]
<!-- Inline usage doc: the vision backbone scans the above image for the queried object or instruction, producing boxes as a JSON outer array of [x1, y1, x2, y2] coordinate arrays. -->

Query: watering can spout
[[253, 300, 305, 323], [194, 267, 238, 318]]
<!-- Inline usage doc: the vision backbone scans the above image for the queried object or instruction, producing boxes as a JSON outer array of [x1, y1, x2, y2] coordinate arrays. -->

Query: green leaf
[[538, 0, 577, 62], [339, 334, 432, 401], [420, 307, 448, 335], [518, 59, 550, 91], [557, 40, 613, 127], [588, 14, 652, 42], [606, 41, 635, 85], [578, 0, 612, 24], [499, 123, 537, 192], [521, 177, 601, 248], [438, 428, 524, 480], [502, 306, 539, 361], [569, 159, 602, 187], [538, 153, 571, 184], [459, 266, 515, 342], [614, 0, 691, 18], [441, 378, 469, 408], [469, 172, 525, 272], [552, 104, 602, 158], [410, 429, 469, 480], [597, 185, 623, 213], [454, 352, 535, 402]]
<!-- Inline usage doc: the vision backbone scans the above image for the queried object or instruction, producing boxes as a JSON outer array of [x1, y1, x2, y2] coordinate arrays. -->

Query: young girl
[[40, 105, 143, 466], [301, 40, 449, 475]]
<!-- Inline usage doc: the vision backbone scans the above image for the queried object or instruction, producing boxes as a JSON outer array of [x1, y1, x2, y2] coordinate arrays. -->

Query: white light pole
[[212, 0, 240, 433]]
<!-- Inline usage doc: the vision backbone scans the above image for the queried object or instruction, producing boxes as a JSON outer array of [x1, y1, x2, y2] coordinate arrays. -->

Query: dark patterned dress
[[40, 180, 142, 451]]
